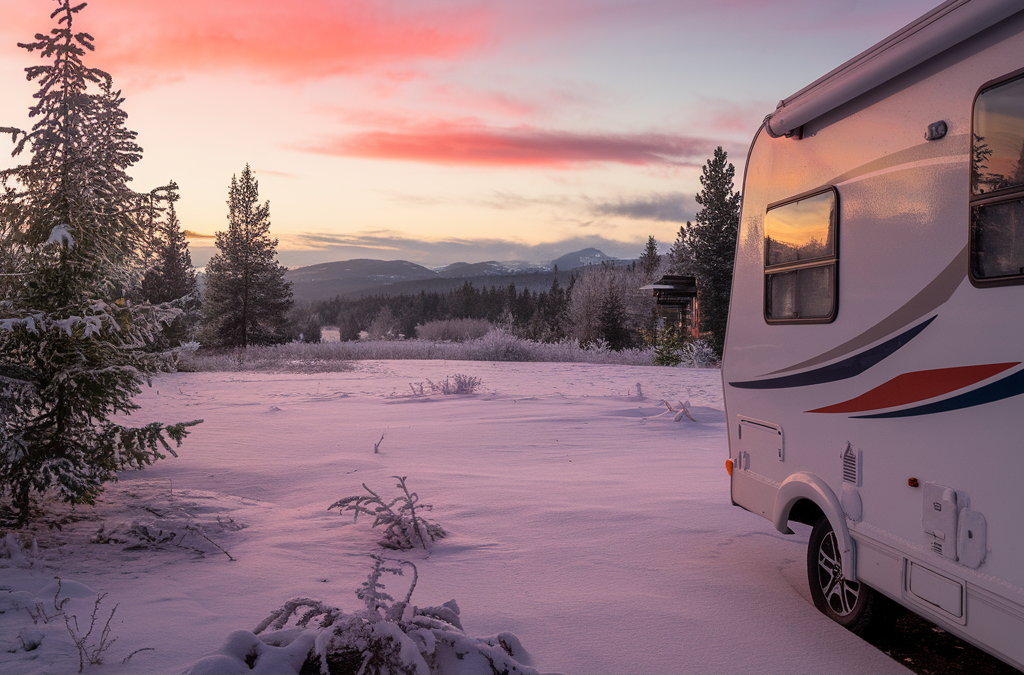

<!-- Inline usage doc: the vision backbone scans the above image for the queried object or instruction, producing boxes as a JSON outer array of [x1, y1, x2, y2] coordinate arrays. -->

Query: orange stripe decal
[[807, 363, 1020, 414]]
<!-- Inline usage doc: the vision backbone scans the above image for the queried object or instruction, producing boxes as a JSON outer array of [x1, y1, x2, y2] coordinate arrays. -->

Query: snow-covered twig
[[121, 647, 155, 664], [660, 399, 696, 422], [183, 523, 235, 561]]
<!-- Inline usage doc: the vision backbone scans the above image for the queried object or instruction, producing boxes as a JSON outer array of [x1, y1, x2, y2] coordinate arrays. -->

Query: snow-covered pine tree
[[140, 181, 199, 346], [0, 0, 200, 524], [675, 146, 741, 357], [201, 165, 293, 348]]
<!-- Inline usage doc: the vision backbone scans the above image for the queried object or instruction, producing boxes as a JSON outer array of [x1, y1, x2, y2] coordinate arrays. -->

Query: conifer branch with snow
[[329, 477, 447, 551]]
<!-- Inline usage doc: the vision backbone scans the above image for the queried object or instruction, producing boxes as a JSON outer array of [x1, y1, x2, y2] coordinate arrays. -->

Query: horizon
[[0, 0, 941, 267]]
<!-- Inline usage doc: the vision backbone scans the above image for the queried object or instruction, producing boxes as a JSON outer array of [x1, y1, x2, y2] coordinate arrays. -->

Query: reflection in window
[[764, 189, 837, 322], [765, 191, 835, 266], [973, 75, 1024, 195], [972, 74, 1024, 284]]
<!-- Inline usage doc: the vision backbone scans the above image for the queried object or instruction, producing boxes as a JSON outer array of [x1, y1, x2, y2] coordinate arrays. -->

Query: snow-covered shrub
[[678, 339, 718, 368], [427, 374, 481, 395], [218, 555, 540, 675], [470, 328, 533, 361], [415, 318, 492, 342], [367, 306, 403, 340], [0, 533, 35, 567], [329, 477, 447, 551], [8, 578, 122, 672]]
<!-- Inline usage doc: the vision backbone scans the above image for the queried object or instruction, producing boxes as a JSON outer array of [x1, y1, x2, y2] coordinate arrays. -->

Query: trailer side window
[[764, 189, 837, 322], [971, 74, 1024, 285]]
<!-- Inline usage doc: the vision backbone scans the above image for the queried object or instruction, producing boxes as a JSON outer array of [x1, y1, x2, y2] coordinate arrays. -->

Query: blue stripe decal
[[728, 316, 936, 390], [852, 368, 1024, 418]]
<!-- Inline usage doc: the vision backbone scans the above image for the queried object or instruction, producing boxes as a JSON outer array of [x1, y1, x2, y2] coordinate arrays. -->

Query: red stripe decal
[[807, 363, 1020, 414]]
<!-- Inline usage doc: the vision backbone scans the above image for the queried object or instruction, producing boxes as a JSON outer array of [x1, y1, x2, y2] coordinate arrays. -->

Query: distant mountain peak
[[550, 248, 617, 270]]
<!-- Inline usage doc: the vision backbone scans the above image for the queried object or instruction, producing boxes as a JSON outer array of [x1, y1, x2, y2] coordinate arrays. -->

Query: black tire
[[807, 515, 877, 635]]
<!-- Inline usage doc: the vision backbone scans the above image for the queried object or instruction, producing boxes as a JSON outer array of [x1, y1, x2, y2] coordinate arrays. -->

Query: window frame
[[763, 186, 840, 325], [969, 68, 1024, 288]]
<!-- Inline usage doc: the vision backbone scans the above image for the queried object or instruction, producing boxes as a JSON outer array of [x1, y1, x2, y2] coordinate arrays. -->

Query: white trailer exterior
[[722, 0, 1024, 668]]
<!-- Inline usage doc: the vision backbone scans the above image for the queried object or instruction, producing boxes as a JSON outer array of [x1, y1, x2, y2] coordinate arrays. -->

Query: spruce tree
[[0, 0, 199, 524], [668, 224, 695, 275], [638, 235, 661, 277], [598, 286, 631, 350], [676, 147, 741, 357], [201, 165, 293, 348], [140, 181, 199, 345]]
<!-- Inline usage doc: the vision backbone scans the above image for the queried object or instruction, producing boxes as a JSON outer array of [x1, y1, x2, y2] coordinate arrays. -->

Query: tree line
[[290, 147, 742, 357]]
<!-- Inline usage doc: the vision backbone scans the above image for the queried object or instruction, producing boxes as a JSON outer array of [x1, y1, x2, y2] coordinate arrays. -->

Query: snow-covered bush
[[0, 533, 35, 567], [415, 318, 492, 342], [469, 328, 533, 361], [185, 555, 540, 675], [677, 339, 719, 368], [329, 477, 447, 551], [427, 374, 481, 395]]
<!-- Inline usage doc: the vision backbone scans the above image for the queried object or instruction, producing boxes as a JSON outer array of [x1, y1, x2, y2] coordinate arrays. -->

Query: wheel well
[[788, 498, 824, 527]]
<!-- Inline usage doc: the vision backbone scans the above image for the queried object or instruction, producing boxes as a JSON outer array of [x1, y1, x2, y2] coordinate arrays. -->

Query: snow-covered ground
[[0, 361, 911, 675]]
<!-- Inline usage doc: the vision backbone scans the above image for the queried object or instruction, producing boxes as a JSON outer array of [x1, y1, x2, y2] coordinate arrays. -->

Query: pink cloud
[[5, 0, 492, 80], [303, 121, 722, 168]]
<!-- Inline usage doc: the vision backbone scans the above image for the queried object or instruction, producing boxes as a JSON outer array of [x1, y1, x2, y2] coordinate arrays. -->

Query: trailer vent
[[842, 443, 859, 485]]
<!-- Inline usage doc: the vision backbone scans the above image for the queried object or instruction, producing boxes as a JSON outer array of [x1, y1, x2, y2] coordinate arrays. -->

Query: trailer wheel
[[808, 515, 876, 634]]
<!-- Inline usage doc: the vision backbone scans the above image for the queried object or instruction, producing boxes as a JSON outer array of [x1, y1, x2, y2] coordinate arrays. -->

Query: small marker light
[[908, 477, 919, 488], [726, 458, 733, 477]]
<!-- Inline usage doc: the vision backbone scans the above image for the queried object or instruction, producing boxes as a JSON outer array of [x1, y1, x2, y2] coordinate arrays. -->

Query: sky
[[0, 0, 942, 269]]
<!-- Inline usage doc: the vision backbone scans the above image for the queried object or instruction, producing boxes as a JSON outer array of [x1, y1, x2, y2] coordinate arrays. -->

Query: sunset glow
[[0, 0, 942, 268]]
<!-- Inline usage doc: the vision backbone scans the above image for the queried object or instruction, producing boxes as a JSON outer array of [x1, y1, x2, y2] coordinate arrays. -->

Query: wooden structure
[[640, 274, 699, 338]]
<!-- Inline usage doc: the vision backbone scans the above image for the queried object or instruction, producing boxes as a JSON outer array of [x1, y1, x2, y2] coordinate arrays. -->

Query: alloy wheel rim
[[817, 530, 860, 616]]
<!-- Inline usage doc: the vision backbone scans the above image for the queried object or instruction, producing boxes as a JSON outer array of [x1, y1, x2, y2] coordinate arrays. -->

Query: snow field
[[0, 361, 910, 674]]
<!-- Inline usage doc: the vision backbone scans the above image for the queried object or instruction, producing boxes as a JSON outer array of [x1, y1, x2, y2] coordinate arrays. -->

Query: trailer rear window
[[764, 189, 837, 322], [971, 73, 1024, 285]]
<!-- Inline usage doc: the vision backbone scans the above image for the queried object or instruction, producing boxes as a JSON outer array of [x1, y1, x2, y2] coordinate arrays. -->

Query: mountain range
[[283, 247, 623, 303]]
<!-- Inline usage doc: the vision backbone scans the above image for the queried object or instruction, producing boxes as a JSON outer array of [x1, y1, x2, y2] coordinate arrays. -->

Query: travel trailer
[[722, 0, 1024, 668]]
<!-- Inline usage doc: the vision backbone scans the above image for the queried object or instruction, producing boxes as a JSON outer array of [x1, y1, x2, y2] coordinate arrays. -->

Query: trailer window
[[764, 189, 837, 322], [971, 73, 1024, 285]]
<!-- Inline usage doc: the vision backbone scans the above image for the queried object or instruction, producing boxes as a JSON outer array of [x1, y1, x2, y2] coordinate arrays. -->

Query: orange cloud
[[6, 0, 491, 80], [303, 122, 721, 168]]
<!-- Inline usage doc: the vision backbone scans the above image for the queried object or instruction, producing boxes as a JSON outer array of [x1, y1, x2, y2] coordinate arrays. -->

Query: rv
[[722, 0, 1024, 668]]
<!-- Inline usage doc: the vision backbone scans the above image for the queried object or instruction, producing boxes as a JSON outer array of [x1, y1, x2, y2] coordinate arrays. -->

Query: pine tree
[[0, 0, 199, 524], [676, 147, 741, 357], [201, 165, 293, 348], [140, 181, 199, 345], [638, 235, 661, 277], [598, 285, 631, 350], [668, 223, 696, 275]]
